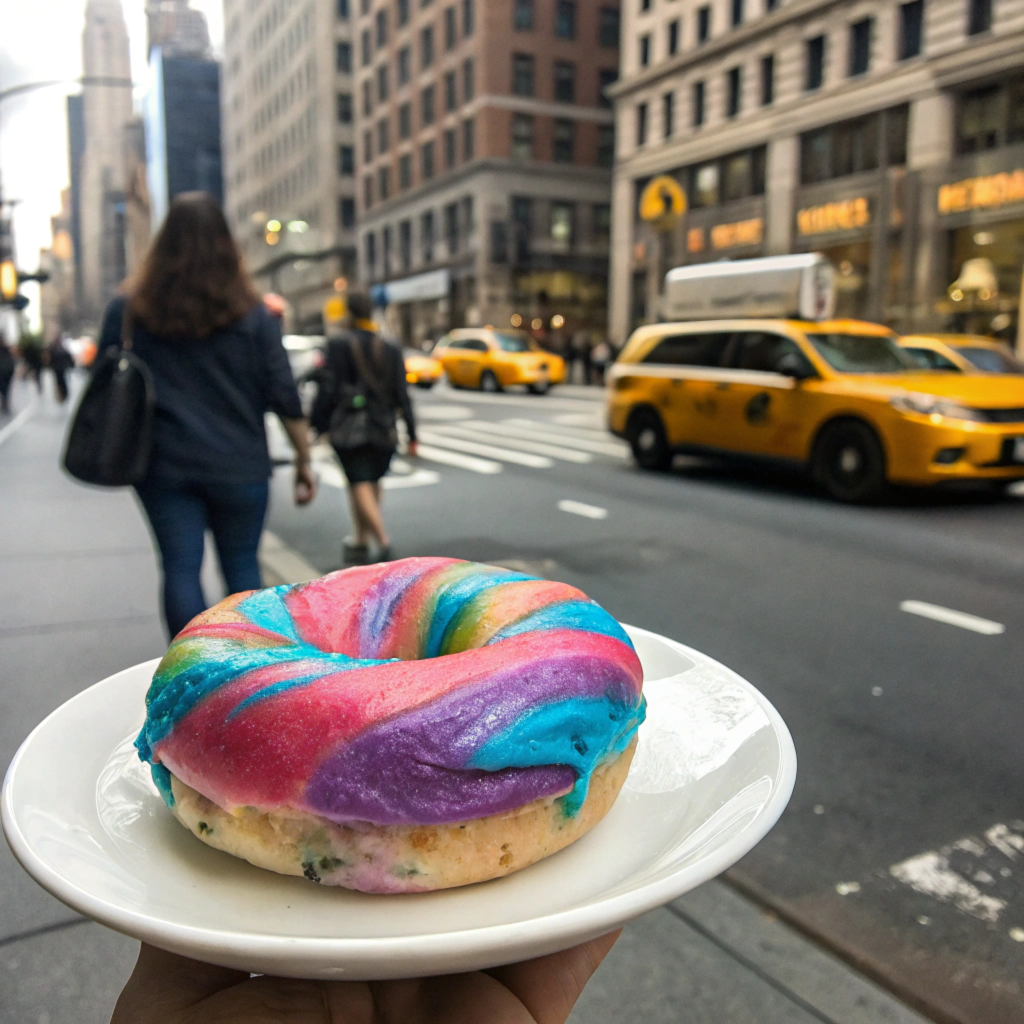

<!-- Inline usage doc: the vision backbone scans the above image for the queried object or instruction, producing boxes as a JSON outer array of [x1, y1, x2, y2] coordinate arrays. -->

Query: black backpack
[[63, 305, 156, 487]]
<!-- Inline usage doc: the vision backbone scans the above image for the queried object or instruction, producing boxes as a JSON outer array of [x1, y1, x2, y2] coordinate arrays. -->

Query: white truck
[[662, 253, 836, 322]]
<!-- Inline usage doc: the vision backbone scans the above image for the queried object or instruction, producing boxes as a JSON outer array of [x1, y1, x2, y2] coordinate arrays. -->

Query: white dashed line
[[900, 600, 1005, 635], [439, 423, 592, 463], [414, 443, 503, 474], [417, 428, 553, 468], [557, 499, 608, 520]]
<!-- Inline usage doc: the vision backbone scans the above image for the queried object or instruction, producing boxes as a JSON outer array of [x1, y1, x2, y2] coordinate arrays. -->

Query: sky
[[0, 0, 223, 316]]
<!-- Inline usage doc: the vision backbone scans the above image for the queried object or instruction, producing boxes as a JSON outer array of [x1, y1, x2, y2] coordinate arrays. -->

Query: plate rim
[[2, 626, 797, 965]]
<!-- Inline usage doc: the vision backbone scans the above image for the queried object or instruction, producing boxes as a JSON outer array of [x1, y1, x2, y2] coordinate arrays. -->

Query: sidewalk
[[0, 380, 932, 1024]]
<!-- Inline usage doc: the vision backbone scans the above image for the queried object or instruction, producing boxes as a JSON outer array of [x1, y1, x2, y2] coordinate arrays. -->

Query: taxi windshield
[[955, 345, 1024, 374], [494, 333, 533, 353], [804, 332, 912, 373]]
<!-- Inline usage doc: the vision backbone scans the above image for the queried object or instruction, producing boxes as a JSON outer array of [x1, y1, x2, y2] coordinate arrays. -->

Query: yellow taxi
[[607, 319, 1024, 501], [432, 328, 566, 394], [403, 349, 444, 389], [898, 334, 1024, 375]]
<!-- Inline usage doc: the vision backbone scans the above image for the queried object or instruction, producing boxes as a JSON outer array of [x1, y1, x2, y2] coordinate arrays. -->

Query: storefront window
[[723, 153, 751, 201], [945, 222, 1024, 337], [693, 163, 719, 207], [551, 202, 575, 245]]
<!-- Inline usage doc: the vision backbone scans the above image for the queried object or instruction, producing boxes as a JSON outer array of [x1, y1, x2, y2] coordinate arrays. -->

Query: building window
[[511, 113, 535, 159], [515, 0, 534, 30], [805, 35, 826, 90], [422, 140, 435, 180], [760, 54, 774, 105], [445, 202, 459, 253], [378, 118, 390, 153], [379, 164, 391, 200], [361, 28, 371, 66], [377, 63, 390, 102], [554, 61, 575, 102], [364, 230, 376, 274], [360, 0, 369, 13], [555, 0, 576, 39], [339, 144, 355, 174], [421, 84, 435, 125], [766, 0, 780, 9], [463, 58, 475, 100], [362, 79, 373, 116], [668, 20, 680, 56], [899, 0, 924, 59], [593, 203, 611, 243], [599, 7, 619, 46], [550, 202, 574, 245], [463, 0, 474, 36], [375, 7, 388, 47], [397, 46, 410, 85], [364, 174, 374, 209], [444, 126, 457, 167], [599, 68, 617, 107], [968, 0, 991, 35], [956, 86, 1002, 152], [337, 0, 349, 18], [398, 102, 412, 138], [512, 53, 535, 96], [639, 34, 651, 66], [463, 116, 475, 158], [692, 80, 705, 126], [398, 153, 412, 190], [849, 18, 872, 76], [445, 5, 457, 49], [597, 124, 615, 166], [696, 5, 711, 43], [726, 66, 741, 117], [640, 0, 651, 10], [421, 25, 434, 68], [636, 101, 648, 145], [731, 0, 744, 28], [336, 41, 352, 72], [421, 210, 435, 263], [800, 105, 908, 181], [399, 220, 412, 271], [491, 221, 509, 264], [553, 118, 574, 162], [364, 129, 374, 164], [663, 91, 674, 138], [397, 0, 409, 27], [339, 196, 356, 227], [337, 92, 353, 122], [383, 225, 392, 276]]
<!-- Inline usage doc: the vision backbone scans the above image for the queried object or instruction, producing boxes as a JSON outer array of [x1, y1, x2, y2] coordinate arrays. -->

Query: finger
[[485, 931, 622, 1024], [200, 974, 375, 1024]]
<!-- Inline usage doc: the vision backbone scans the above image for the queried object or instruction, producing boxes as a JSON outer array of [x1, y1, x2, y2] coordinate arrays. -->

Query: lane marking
[[899, 600, 1005, 635], [0, 402, 36, 449], [438, 423, 591, 463], [499, 419, 630, 457], [553, 411, 606, 429], [417, 428, 553, 468], [414, 443, 502, 474], [414, 404, 473, 421], [502, 416, 615, 442], [311, 459, 440, 490], [557, 499, 608, 520]]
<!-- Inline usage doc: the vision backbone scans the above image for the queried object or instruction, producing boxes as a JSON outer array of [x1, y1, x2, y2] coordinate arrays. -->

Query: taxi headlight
[[890, 393, 986, 422]]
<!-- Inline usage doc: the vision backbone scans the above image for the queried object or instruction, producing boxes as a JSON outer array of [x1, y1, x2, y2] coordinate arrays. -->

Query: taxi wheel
[[628, 409, 672, 471], [415, 380, 436, 389], [812, 420, 886, 502], [527, 381, 550, 395], [480, 370, 501, 393]]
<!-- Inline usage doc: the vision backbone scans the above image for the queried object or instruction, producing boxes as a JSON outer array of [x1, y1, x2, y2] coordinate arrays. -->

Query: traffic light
[[0, 260, 16, 302]]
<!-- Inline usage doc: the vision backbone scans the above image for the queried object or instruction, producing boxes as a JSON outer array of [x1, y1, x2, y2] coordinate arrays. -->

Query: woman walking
[[97, 192, 316, 638], [313, 292, 416, 564]]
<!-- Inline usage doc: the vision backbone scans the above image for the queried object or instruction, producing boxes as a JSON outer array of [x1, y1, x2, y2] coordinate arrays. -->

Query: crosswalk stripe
[[418, 429, 554, 468], [558, 499, 608, 519], [414, 443, 503, 474], [502, 417, 614, 442], [498, 419, 630, 458], [437, 423, 592, 463]]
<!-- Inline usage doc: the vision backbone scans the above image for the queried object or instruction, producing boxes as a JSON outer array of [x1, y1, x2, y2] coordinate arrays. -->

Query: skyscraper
[[146, 0, 212, 57]]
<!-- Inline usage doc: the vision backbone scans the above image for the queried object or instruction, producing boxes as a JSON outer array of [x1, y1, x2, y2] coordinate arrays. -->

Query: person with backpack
[[95, 192, 316, 638], [311, 292, 417, 565]]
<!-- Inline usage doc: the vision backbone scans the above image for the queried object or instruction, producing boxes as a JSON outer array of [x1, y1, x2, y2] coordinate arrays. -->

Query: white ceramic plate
[[2, 626, 796, 980]]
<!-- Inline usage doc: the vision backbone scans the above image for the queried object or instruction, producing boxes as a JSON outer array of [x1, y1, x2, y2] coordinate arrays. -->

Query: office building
[[221, 0, 358, 332], [355, 0, 621, 345], [609, 0, 1024, 342], [147, 0, 213, 56]]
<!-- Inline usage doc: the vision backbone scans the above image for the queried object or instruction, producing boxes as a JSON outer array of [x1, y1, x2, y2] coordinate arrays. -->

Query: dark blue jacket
[[98, 297, 302, 483]]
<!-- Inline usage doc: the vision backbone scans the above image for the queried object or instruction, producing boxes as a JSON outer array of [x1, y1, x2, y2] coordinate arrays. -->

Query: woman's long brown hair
[[128, 192, 260, 338]]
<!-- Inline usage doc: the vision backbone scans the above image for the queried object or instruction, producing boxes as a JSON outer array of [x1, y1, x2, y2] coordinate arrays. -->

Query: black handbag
[[328, 333, 398, 452], [63, 304, 156, 486]]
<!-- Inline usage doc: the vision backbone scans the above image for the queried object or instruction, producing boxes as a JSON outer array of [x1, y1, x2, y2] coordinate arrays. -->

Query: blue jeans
[[135, 477, 269, 638]]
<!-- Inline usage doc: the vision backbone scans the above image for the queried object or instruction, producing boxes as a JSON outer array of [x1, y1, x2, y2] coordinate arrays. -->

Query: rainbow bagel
[[137, 557, 645, 892]]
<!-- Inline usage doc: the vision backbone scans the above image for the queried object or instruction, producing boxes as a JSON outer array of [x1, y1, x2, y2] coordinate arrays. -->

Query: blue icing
[[237, 586, 300, 640], [488, 600, 632, 646], [425, 568, 532, 658], [226, 671, 332, 718], [467, 694, 646, 816], [150, 762, 175, 808]]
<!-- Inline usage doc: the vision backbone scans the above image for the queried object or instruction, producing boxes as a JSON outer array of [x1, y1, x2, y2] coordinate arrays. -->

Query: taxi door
[[445, 338, 488, 386]]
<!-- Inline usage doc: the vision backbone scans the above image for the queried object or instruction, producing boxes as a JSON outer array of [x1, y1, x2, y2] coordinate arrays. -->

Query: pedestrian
[[96, 191, 316, 639], [19, 335, 44, 393], [311, 291, 417, 565], [47, 334, 74, 404], [0, 341, 14, 414], [590, 337, 613, 385]]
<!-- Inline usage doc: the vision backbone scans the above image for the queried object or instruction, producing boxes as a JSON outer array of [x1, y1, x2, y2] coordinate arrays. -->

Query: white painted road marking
[[417, 428, 553, 468], [414, 404, 473, 421], [439, 423, 592, 463], [899, 600, 1005, 635], [500, 418, 630, 457], [414, 443, 502, 474], [557, 499, 608, 520], [0, 402, 36, 449]]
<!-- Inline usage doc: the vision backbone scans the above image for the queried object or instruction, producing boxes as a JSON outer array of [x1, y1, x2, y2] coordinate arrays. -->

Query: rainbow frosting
[[136, 557, 645, 827]]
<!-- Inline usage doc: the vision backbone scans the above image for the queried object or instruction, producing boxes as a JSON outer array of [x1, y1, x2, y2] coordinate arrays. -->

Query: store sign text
[[938, 170, 1024, 215], [687, 217, 764, 253], [797, 198, 870, 235]]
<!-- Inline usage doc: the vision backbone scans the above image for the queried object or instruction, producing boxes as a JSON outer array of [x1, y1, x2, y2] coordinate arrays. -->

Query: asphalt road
[[267, 381, 1024, 1024]]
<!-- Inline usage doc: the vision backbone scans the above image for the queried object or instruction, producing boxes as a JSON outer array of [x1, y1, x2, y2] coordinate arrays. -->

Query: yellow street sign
[[639, 176, 687, 227]]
